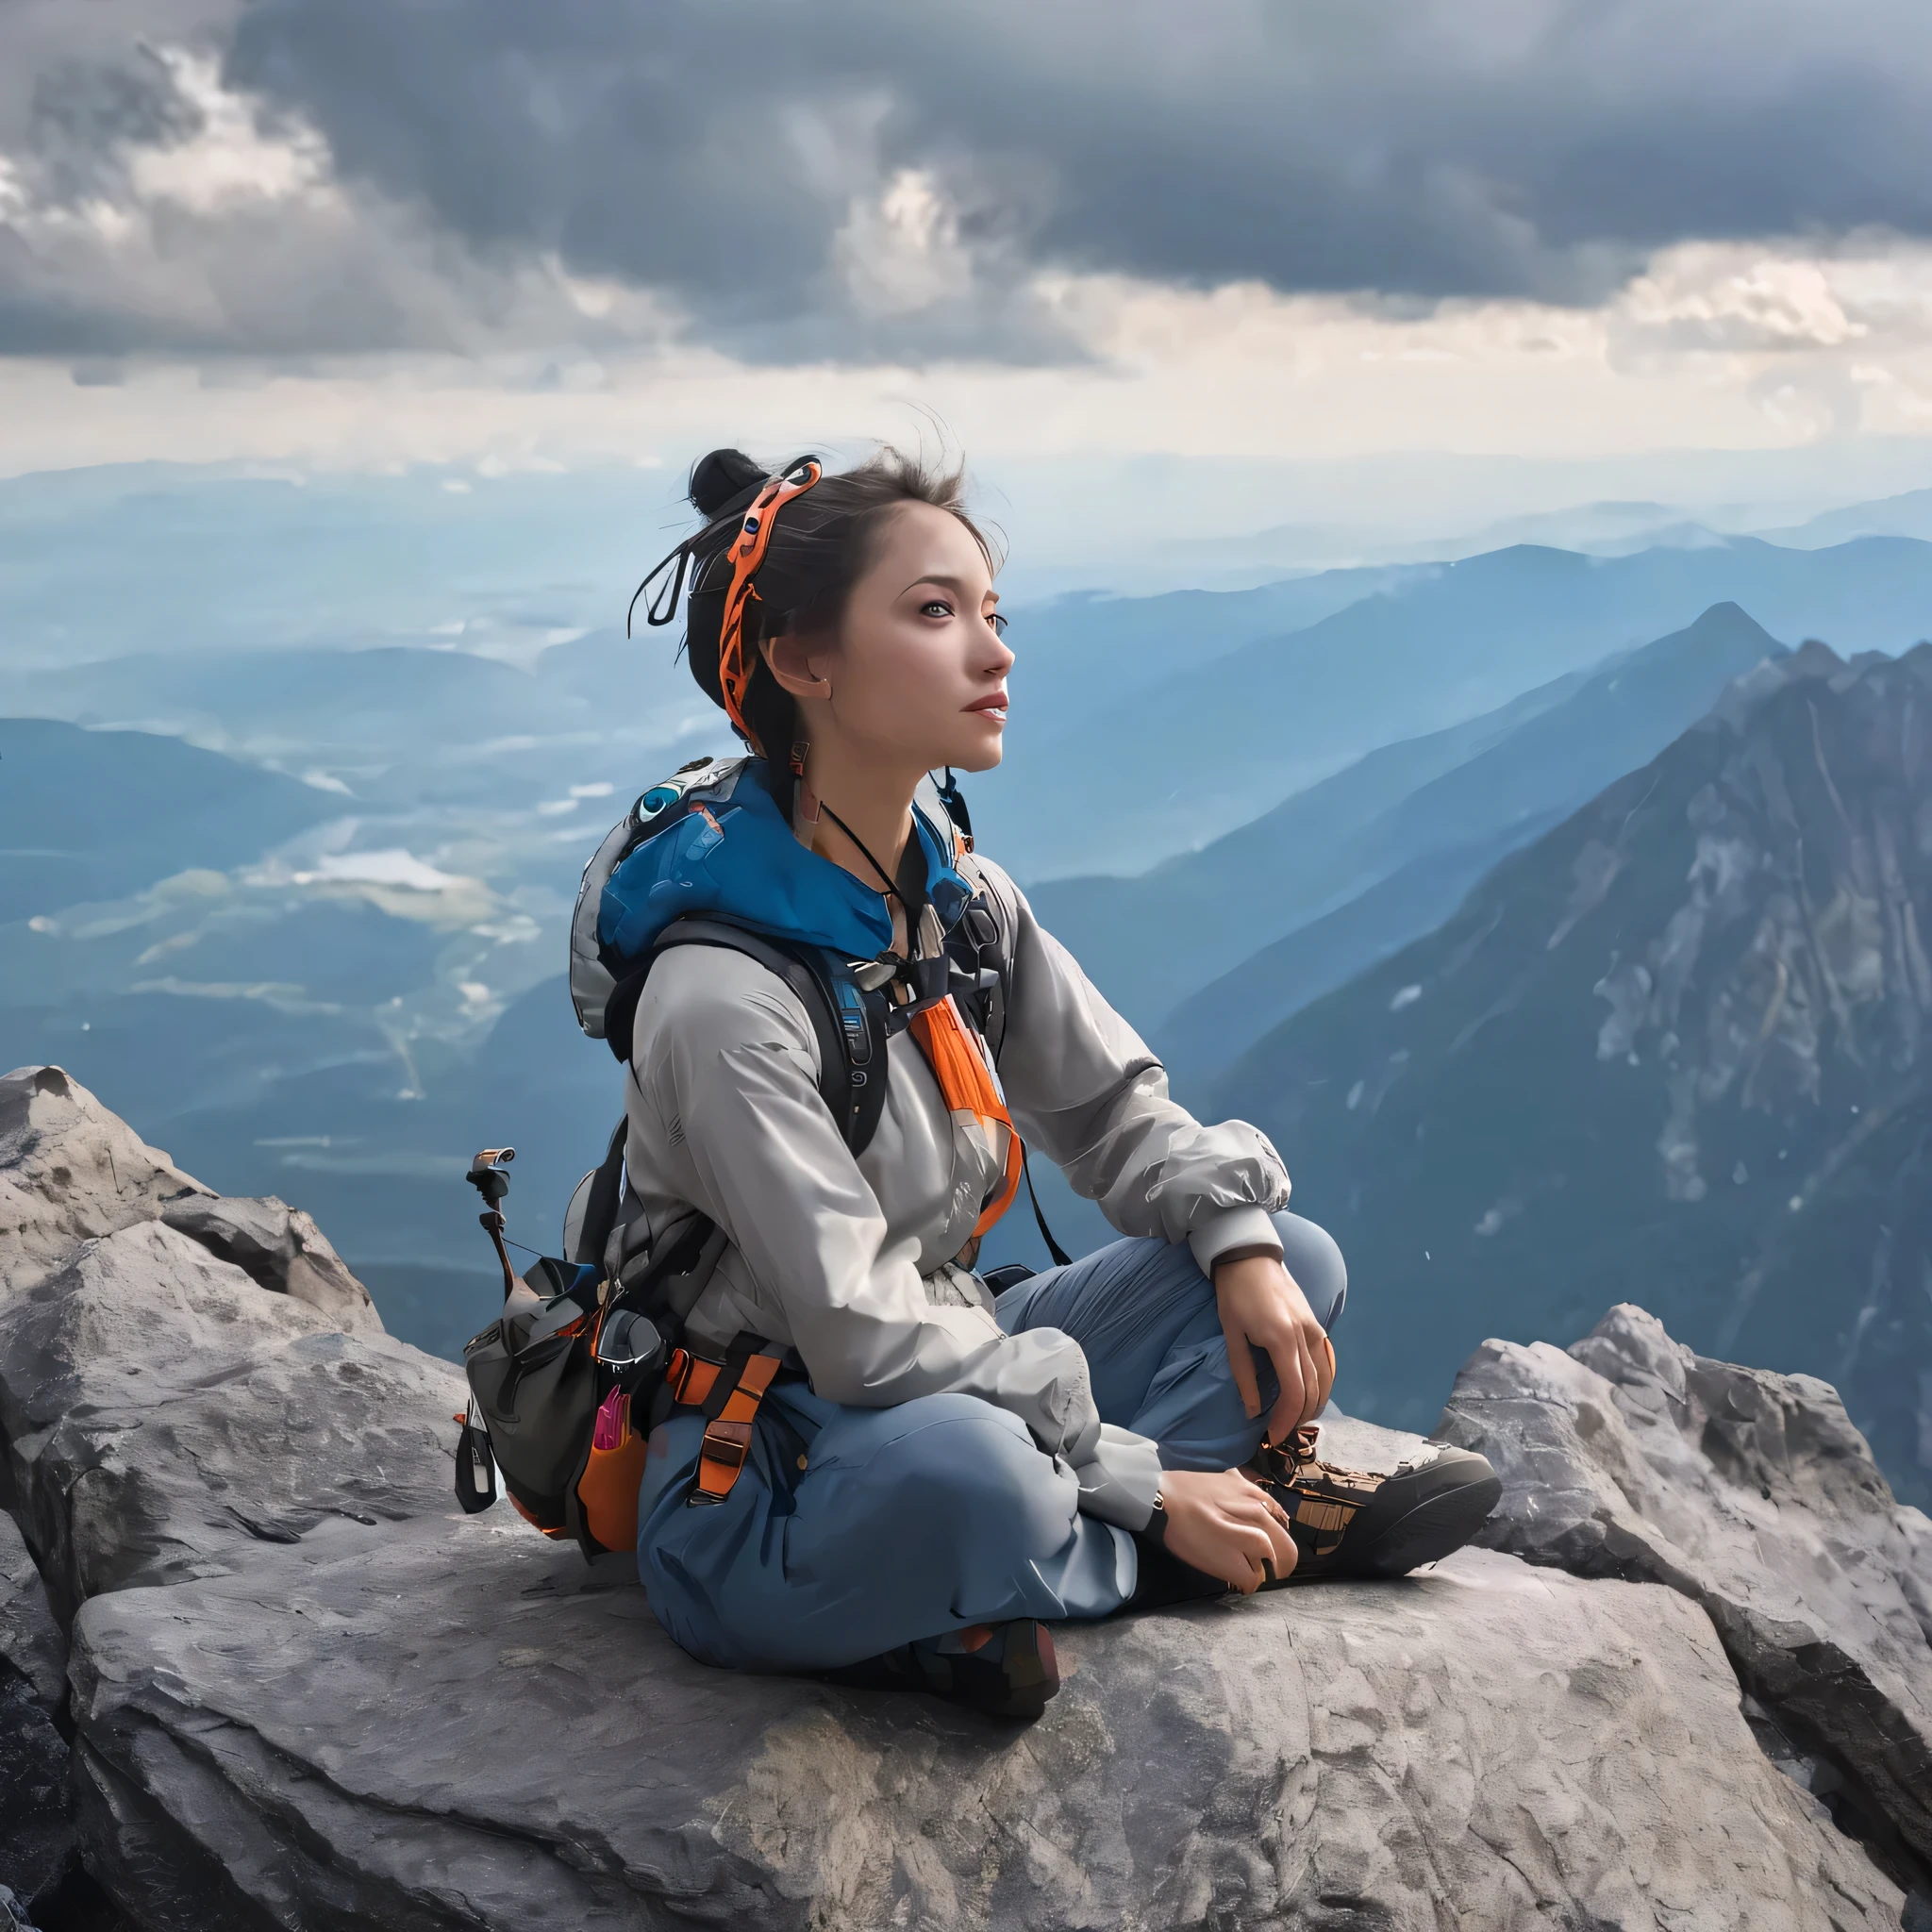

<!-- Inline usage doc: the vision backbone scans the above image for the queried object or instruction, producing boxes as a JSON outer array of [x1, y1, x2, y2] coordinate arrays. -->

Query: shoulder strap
[[607, 916, 891, 1156], [571, 1116, 629, 1266]]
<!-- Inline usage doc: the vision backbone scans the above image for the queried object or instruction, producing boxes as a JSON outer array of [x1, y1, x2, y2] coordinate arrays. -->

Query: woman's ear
[[761, 632, 835, 704]]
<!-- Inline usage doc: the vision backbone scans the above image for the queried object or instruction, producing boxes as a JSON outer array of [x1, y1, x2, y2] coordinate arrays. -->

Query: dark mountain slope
[[0, 718, 342, 921], [1212, 641, 1932, 1507]]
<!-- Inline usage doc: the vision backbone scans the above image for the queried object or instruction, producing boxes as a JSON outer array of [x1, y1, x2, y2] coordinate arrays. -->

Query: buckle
[[669, 1348, 724, 1407], [700, 1418, 754, 1472]]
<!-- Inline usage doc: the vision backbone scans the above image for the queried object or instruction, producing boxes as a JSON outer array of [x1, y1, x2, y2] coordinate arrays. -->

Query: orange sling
[[909, 995, 1024, 1239]]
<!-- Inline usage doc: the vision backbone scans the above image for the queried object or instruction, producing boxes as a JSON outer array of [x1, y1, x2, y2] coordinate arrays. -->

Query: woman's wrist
[[1145, 1490, 1169, 1545], [1211, 1242, 1283, 1274]]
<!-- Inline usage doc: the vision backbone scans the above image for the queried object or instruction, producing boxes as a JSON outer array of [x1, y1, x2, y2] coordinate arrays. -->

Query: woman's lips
[[966, 691, 1009, 717]]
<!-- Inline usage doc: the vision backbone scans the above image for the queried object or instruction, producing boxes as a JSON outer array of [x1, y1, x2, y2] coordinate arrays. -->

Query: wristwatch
[[1145, 1491, 1170, 1547]]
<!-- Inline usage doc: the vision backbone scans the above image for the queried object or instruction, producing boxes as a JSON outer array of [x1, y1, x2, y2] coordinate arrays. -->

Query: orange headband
[[716, 458, 823, 749]]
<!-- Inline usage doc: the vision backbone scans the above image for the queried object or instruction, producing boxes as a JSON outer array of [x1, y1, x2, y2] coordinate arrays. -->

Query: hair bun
[[688, 448, 766, 520]]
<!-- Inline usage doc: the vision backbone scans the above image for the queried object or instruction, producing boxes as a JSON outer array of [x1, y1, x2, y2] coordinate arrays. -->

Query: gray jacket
[[621, 850, 1291, 1530]]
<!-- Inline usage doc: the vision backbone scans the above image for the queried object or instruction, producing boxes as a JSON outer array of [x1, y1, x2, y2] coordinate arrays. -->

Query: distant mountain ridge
[[1038, 601, 1786, 1054], [982, 533, 1932, 875], [1213, 639, 1932, 1507]]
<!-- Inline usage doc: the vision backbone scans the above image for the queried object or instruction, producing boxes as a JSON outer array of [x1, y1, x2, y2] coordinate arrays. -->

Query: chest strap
[[668, 1343, 784, 1506]]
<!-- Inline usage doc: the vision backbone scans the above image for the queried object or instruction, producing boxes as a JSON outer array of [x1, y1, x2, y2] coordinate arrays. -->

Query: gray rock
[[0, 1507, 64, 1709], [158, 1192, 381, 1336], [0, 1511, 70, 1905], [2, 1062, 385, 1340], [68, 1516, 1901, 1932], [0, 1217, 465, 1623], [5, 1076, 1921, 1927], [0, 1067, 209, 1306], [1438, 1302, 1932, 1876]]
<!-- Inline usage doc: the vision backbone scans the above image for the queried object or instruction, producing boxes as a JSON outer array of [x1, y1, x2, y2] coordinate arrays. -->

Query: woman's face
[[770, 500, 1015, 777]]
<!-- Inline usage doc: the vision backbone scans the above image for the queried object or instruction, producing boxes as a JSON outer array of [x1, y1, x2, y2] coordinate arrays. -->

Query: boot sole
[[1278, 1453, 1501, 1583], [1346, 1468, 1502, 1578]]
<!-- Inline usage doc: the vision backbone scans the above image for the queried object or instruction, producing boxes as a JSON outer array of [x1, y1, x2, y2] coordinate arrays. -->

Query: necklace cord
[[818, 803, 905, 908]]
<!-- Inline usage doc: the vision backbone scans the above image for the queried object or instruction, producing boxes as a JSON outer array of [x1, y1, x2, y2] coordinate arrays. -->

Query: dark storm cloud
[[5, 0, 1932, 360]]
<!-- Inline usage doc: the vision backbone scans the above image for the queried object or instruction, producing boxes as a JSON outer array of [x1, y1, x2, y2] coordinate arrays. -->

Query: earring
[[789, 740, 808, 777]]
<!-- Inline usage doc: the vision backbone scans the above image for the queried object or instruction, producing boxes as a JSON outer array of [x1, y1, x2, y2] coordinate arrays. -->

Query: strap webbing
[[671, 1346, 783, 1506], [575, 1116, 629, 1267], [1023, 1149, 1073, 1267]]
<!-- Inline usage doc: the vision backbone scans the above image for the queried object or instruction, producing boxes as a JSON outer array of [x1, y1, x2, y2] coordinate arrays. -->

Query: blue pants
[[637, 1212, 1346, 1672]]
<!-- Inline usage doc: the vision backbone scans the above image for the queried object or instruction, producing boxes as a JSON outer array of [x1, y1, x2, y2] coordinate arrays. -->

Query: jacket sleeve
[[634, 947, 1162, 1527], [972, 856, 1293, 1275]]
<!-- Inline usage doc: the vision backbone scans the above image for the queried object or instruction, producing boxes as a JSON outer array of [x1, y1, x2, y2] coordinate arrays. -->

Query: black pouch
[[461, 1262, 603, 1536]]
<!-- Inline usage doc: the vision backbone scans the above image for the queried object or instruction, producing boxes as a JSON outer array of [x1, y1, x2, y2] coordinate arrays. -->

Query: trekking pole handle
[[465, 1148, 518, 1298]]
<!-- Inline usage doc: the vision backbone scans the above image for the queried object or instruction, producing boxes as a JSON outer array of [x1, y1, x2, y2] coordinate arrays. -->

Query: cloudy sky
[[8, 0, 1932, 557]]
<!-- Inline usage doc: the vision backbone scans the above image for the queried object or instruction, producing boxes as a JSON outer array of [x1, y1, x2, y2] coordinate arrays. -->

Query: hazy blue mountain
[[1039, 603, 1785, 1050], [979, 535, 1932, 876], [1209, 641, 1932, 1507], [0, 718, 343, 923], [1435, 500, 1724, 558], [1157, 822, 1559, 1098], [1763, 486, 1932, 550], [1027, 668, 1595, 1030], [997, 564, 1429, 720]]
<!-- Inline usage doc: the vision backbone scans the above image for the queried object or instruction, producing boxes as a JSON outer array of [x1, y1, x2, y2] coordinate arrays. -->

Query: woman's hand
[[1157, 1468, 1297, 1592], [1214, 1252, 1335, 1445]]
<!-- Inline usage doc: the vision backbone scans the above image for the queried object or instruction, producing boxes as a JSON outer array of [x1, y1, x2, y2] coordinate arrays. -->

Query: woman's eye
[[988, 611, 1008, 637], [920, 598, 953, 619]]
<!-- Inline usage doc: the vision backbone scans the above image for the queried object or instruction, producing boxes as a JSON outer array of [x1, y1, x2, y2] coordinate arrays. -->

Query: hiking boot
[[1245, 1424, 1500, 1581], [824, 1617, 1060, 1721]]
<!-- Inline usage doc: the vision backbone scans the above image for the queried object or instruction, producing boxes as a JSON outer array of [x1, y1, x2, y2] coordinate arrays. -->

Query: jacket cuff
[[1188, 1206, 1283, 1279], [1072, 1425, 1163, 1530]]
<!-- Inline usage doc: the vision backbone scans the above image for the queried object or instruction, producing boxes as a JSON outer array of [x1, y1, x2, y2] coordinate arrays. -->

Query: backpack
[[451, 757, 1058, 1558]]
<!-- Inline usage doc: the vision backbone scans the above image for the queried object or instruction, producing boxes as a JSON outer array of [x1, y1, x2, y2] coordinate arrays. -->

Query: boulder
[[158, 1193, 381, 1336], [0, 1218, 463, 1622], [0, 1510, 69, 1905], [0, 1067, 209, 1305], [1, 1063, 382, 1335], [1438, 1302, 1932, 1887], [67, 1517, 1901, 1932]]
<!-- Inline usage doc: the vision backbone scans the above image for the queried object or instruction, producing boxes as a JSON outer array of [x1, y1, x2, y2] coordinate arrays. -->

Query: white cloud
[[0, 42, 691, 358], [125, 48, 332, 213], [834, 169, 977, 318]]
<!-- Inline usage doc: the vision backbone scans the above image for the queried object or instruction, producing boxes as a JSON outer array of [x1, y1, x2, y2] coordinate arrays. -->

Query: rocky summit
[[2, 1063, 1929, 1929]]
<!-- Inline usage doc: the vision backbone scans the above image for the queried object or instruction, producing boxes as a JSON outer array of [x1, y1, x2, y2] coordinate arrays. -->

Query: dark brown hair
[[680, 447, 995, 796]]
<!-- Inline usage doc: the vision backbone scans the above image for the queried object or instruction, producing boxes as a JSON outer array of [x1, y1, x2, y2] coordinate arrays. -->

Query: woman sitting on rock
[[610, 446, 1499, 1718]]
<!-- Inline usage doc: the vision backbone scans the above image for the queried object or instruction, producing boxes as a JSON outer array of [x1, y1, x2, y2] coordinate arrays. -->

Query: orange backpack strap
[[909, 995, 1024, 1238], [668, 1343, 785, 1507]]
